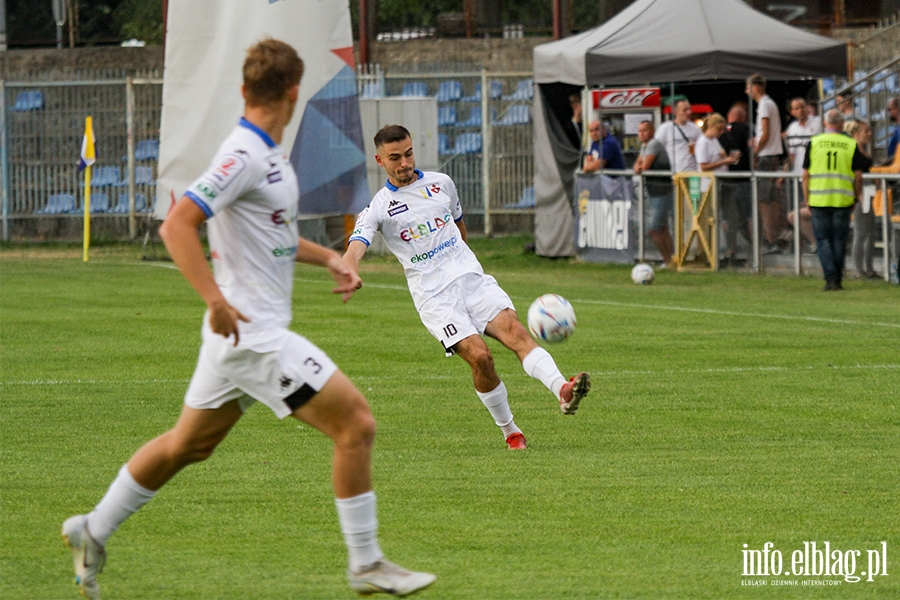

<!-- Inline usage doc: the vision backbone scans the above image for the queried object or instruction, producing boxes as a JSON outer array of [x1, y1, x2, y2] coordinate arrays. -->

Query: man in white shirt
[[654, 99, 702, 173], [344, 125, 590, 451], [784, 97, 822, 173], [747, 73, 788, 252], [62, 39, 435, 599]]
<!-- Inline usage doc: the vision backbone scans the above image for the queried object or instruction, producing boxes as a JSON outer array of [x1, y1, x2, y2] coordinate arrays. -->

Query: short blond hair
[[702, 113, 726, 133]]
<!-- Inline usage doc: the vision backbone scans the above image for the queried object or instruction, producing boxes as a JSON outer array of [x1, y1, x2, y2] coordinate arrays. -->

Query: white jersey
[[655, 120, 702, 172], [184, 118, 300, 338], [350, 170, 484, 308]]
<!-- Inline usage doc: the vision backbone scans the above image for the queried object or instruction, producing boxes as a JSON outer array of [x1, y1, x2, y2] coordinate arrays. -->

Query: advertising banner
[[574, 173, 637, 264], [156, 0, 368, 219]]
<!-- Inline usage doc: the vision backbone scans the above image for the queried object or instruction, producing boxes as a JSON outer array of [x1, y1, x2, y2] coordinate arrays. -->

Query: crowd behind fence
[[3, 67, 899, 283]]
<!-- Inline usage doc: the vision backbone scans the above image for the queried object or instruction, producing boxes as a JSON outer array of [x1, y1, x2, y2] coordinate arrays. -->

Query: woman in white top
[[695, 113, 739, 192]]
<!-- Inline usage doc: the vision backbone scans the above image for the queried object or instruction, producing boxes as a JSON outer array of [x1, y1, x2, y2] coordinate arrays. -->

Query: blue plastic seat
[[497, 105, 530, 126], [87, 166, 121, 188], [436, 81, 462, 102], [439, 134, 453, 155], [125, 140, 159, 161], [457, 107, 482, 128], [490, 80, 503, 99], [360, 82, 384, 99], [11, 91, 45, 112], [460, 83, 481, 103], [118, 166, 154, 186], [506, 187, 535, 209], [454, 133, 482, 154], [400, 82, 429, 97], [90, 193, 109, 213], [35, 193, 75, 215], [112, 193, 149, 213], [438, 106, 457, 127], [502, 79, 533, 101]]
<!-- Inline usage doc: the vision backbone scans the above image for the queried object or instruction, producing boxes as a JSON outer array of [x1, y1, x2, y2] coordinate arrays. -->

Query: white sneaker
[[61, 515, 106, 600], [348, 558, 436, 596]]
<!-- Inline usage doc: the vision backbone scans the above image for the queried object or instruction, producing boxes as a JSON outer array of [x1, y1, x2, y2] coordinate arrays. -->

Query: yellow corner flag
[[79, 116, 96, 262]]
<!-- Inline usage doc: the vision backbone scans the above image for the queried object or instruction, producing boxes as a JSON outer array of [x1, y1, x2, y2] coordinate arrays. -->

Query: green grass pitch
[[1, 238, 898, 599]]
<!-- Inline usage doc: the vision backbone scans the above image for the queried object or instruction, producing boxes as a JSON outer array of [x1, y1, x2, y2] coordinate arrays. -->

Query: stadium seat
[[436, 80, 462, 102], [85, 166, 121, 188], [125, 140, 159, 161], [497, 105, 530, 126], [438, 106, 457, 127], [457, 107, 482, 128], [360, 82, 384, 99], [439, 134, 453, 156], [506, 187, 535, 209], [35, 193, 76, 215], [454, 133, 482, 154], [10, 90, 45, 112], [502, 79, 533, 101], [112, 193, 149, 213], [117, 166, 154, 186], [490, 80, 503, 99], [460, 83, 481, 103], [90, 193, 109, 213], [400, 82, 429, 97]]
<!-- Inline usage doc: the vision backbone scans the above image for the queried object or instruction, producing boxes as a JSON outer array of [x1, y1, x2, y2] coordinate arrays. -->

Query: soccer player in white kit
[[344, 125, 590, 451], [61, 40, 434, 599]]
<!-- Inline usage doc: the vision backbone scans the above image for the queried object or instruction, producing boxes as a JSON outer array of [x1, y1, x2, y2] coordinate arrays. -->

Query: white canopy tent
[[531, 0, 848, 256]]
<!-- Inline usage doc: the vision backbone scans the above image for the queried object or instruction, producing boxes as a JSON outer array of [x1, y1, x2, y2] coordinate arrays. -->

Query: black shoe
[[823, 280, 841, 291]]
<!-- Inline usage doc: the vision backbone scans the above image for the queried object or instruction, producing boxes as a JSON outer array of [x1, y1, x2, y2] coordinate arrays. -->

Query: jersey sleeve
[[184, 148, 262, 218], [348, 203, 378, 246], [447, 176, 463, 222]]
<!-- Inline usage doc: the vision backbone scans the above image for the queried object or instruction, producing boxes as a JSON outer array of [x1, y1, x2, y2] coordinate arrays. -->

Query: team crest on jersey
[[419, 184, 442, 198], [209, 153, 247, 191], [388, 202, 409, 217]]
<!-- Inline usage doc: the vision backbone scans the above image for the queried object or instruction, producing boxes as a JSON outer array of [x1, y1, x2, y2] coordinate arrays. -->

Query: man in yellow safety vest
[[802, 109, 866, 291]]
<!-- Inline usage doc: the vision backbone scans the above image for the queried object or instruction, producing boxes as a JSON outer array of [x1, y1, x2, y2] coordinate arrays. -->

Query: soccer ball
[[631, 263, 655, 285], [527, 294, 576, 343]]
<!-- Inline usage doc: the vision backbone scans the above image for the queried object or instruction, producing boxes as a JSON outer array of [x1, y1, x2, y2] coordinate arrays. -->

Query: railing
[[1, 76, 162, 241], [590, 168, 900, 282], [357, 67, 536, 234]]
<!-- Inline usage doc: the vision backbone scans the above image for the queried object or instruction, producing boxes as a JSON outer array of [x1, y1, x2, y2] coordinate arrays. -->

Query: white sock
[[335, 491, 384, 572], [86, 464, 156, 546], [476, 381, 520, 437], [522, 347, 567, 399]]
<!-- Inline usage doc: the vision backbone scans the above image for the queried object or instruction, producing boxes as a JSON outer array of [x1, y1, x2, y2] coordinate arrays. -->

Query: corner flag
[[78, 117, 96, 171], [80, 116, 96, 262]]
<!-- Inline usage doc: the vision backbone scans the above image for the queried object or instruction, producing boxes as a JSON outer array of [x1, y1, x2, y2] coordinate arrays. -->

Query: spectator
[[633, 120, 674, 267], [835, 94, 857, 123], [696, 113, 740, 266], [583, 120, 625, 173], [655, 98, 701, 173], [569, 93, 584, 145], [884, 97, 899, 164], [719, 102, 754, 265], [802, 109, 866, 291], [846, 120, 878, 279], [784, 97, 822, 174], [746, 73, 788, 254]]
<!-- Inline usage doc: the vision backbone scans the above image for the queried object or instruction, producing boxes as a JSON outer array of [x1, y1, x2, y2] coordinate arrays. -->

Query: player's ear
[[287, 85, 299, 103], [374, 153, 384, 167], [241, 85, 247, 100]]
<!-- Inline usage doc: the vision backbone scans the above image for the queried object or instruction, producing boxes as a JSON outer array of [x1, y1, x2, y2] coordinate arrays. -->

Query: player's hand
[[208, 299, 250, 346], [327, 256, 363, 303]]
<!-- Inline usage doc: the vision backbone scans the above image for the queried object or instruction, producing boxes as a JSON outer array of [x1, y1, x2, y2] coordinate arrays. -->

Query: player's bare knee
[[468, 347, 495, 377]]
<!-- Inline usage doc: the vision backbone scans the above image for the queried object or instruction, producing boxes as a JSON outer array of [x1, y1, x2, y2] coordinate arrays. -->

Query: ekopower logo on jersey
[[410, 236, 457, 264], [741, 541, 888, 587]]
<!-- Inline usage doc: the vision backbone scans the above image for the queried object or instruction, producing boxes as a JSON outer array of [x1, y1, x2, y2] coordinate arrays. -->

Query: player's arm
[[297, 238, 361, 303], [456, 217, 468, 243], [159, 197, 249, 345], [755, 117, 770, 152]]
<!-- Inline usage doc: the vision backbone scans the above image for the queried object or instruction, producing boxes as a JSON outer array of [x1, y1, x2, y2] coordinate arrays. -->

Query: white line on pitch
[[4, 363, 897, 388]]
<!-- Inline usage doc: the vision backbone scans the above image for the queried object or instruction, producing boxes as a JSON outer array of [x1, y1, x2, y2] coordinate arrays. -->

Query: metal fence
[[1, 76, 162, 241], [358, 67, 536, 234]]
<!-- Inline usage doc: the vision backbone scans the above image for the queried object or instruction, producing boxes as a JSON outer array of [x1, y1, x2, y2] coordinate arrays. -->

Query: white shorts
[[184, 323, 338, 419], [417, 273, 515, 356]]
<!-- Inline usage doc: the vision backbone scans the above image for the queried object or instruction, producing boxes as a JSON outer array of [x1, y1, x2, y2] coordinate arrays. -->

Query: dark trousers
[[811, 206, 853, 284]]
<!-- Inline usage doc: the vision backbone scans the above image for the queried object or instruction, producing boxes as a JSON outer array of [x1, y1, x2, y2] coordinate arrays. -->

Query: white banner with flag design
[[155, 0, 368, 220]]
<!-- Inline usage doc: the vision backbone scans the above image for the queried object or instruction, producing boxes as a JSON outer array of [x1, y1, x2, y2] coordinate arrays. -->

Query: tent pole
[[748, 85, 760, 273]]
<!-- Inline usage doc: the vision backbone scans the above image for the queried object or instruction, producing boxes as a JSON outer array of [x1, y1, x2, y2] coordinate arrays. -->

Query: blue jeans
[[810, 206, 853, 284]]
